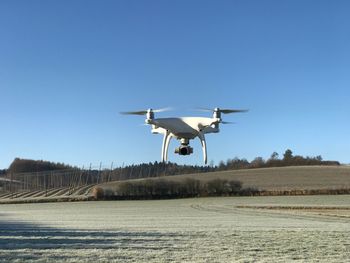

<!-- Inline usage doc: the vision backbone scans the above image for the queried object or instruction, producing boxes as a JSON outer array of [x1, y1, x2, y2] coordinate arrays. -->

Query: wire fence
[[0, 163, 140, 193], [0, 161, 215, 194]]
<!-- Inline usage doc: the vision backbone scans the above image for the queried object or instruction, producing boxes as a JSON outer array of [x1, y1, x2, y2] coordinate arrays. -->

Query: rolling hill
[[100, 165, 350, 193]]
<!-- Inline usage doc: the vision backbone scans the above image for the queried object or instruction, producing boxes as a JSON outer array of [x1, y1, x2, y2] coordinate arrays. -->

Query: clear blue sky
[[1, 0, 350, 169]]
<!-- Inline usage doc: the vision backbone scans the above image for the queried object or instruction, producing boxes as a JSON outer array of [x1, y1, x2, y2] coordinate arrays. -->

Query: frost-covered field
[[1, 196, 349, 262]]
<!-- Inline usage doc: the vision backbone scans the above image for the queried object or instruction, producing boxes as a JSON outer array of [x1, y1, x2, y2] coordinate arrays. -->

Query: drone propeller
[[197, 107, 248, 114], [121, 110, 147, 115], [120, 107, 172, 115], [220, 109, 248, 114], [221, 121, 235, 124]]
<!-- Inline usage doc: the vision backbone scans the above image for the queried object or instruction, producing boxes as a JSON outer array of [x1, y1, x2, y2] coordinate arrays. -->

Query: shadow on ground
[[0, 214, 190, 262]]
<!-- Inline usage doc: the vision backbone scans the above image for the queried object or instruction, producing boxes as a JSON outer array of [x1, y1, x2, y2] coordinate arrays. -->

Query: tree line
[[218, 149, 340, 171], [3, 149, 340, 181], [6, 158, 74, 174]]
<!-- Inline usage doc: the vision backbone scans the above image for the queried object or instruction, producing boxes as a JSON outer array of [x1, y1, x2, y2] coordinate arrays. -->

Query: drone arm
[[198, 132, 207, 165]]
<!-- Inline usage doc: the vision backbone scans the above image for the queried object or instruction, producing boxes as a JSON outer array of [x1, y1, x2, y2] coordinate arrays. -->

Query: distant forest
[[217, 149, 339, 170], [7, 158, 73, 174], [2, 150, 340, 181]]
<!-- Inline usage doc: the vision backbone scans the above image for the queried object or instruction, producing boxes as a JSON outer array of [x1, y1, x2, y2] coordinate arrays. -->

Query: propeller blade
[[120, 107, 172, 115], [195, 107, 212, 112], [153, 107, 173, 113], [120, 110, 147, 115], [221, 121, 235, 124], [196, 107, 248, 114], [220, 109, 248, 114]]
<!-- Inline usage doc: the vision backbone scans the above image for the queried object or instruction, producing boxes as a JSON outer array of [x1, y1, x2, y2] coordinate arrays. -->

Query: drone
[[121, 107, 247, 164]]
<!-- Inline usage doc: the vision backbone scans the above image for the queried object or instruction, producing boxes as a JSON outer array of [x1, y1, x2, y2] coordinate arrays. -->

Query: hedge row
[[93, 178, 258, 200]]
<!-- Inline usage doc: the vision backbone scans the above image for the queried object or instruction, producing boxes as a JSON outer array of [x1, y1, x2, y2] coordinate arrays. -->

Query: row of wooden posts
[[2, 163, 128, 193], [0, 161, 178, 194]]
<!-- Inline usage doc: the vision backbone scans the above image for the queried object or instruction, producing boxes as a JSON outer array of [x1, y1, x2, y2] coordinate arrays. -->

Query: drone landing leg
[[161, 131, 172, 162], [198, 132, 207, 165], [164, 134, 172, 161]]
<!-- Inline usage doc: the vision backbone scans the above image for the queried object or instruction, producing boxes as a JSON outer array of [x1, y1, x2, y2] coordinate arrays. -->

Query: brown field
[[100, 165, 350, 192]]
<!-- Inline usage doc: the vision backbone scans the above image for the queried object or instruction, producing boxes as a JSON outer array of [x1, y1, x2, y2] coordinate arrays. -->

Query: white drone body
[[122, 108, 247, 164]]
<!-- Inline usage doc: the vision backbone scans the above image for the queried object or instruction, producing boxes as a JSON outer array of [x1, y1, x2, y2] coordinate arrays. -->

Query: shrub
[[92, 186, 105, 200], [113, 178, 244, 199], [228, 180, 242, 194], [206, 179, 227, 195], [240, 187, 259, 196]]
